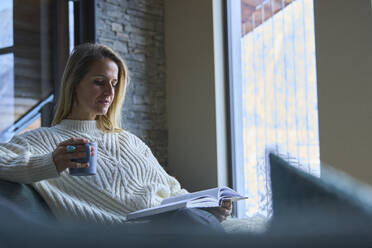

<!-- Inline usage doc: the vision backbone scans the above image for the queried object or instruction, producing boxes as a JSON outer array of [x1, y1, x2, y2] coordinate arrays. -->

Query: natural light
[[238, 0, 320, 217]]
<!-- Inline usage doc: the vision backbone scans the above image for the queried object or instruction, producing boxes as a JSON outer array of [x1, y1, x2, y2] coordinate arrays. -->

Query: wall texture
[[96, 0, 169, 169], [164, 0, 228, 191], [314, 0, 372, 184]]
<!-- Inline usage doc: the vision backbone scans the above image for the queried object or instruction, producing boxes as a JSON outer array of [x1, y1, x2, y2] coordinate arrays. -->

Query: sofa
[[0, 180, 54, 222], [1, 153, 372, 247]]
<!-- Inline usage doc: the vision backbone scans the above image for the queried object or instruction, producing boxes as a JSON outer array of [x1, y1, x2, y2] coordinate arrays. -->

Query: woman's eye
[[94, 80, 104, 85], [113, 83, 118, 88]]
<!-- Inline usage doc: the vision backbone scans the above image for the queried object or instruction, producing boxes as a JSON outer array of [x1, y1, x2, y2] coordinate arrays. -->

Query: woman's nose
[[104, 83, 115, 96]]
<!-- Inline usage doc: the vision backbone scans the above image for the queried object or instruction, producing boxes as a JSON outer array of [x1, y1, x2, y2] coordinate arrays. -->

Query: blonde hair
[[52, 43, 128, 132]]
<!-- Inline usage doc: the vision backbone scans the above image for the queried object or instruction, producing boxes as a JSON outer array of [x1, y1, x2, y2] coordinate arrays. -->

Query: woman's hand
[[52, 138, 93, 174], [202, 200, 232, 222]]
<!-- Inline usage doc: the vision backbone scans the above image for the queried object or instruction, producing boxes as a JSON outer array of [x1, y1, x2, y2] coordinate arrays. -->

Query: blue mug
[[69, 142, 97, 176]]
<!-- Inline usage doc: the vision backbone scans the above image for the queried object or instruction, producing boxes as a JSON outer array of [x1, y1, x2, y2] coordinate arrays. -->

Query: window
[[0, 0, 14, 133], [0, 0, 56, 141], [68, 1, 75, 52], [227, 0, 320, 218], [68, 0, 96, 50], [0, 0, 95, 142]]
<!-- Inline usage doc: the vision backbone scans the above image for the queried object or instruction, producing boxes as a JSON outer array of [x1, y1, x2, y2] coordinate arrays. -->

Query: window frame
[[0, 46, 13, 55], [71, 0, 96, 46], [225, 0, 246, 218]]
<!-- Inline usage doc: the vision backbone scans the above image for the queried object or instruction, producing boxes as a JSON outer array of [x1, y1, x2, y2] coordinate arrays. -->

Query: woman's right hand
[[52, 138, 93, 174]]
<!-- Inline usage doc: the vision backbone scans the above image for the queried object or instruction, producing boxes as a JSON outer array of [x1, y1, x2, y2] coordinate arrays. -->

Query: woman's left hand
[[202, 200, 232, 222]]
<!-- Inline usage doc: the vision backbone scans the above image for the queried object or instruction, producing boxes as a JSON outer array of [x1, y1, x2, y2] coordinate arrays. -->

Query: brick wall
[[96, 0, 169, 169]]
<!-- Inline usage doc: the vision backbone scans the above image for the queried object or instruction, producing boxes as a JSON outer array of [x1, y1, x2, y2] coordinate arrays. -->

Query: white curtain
[[240, 0, 320, 217]]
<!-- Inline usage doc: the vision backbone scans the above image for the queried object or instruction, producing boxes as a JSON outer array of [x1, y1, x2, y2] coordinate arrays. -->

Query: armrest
[[269, 153, 372, 235], [0, 180, 55, 221]]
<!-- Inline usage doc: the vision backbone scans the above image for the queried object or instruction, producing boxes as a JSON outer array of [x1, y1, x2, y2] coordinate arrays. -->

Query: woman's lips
[[98, 99, 111, 105]]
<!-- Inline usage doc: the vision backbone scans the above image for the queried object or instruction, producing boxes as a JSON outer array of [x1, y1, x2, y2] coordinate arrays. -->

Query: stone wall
[[96, 0, 168, 169]]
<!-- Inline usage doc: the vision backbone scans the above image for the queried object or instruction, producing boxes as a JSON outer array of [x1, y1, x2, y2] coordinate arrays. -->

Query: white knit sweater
[[0, 120, 187, 224]]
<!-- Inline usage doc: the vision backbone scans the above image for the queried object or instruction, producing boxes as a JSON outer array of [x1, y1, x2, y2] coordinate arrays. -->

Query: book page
[[161, 187, 247, 205], [161, 187, 220, 205], [219, 187, 247, 199], [127, 187, 247, 221], [126, 201, 188, 220]]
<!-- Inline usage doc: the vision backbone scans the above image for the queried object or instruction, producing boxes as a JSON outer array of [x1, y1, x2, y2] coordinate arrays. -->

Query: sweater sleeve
[[0, 135, 59, 184]]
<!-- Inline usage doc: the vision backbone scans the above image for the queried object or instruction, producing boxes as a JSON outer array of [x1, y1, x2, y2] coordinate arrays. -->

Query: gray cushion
[[269, 153, 372, 236], [0, 180, 54, 222]]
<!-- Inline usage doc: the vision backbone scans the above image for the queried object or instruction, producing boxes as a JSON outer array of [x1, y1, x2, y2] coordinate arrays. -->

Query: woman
[[0, 43, 231, 229]]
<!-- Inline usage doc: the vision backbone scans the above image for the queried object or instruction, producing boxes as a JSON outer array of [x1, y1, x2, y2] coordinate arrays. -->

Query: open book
[[126, 187, 247, 221]]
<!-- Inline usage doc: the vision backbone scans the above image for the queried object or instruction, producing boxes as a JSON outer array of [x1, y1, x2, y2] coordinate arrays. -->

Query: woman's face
[[69, 58, 119, 120]]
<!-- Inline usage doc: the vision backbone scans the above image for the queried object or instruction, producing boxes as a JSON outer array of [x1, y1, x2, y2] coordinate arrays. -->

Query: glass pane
[[68, 1, 74, 52], [0, 0, 13, 47], [13, 0, 54, 123], [0, 53, 14, 132], [229, 0, 320, 218]]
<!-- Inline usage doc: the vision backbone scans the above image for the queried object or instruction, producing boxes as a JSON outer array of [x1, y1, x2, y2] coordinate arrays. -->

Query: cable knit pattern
[[0, 120, 187, 224]]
